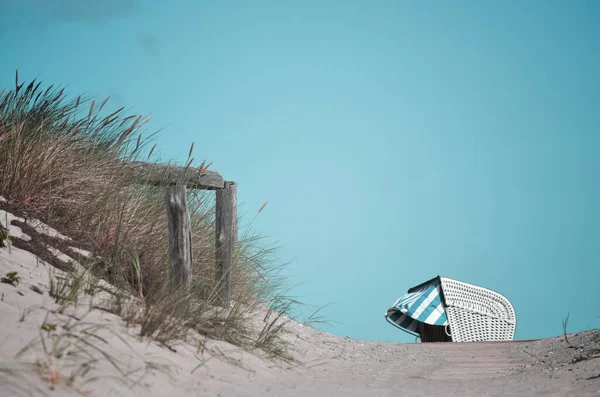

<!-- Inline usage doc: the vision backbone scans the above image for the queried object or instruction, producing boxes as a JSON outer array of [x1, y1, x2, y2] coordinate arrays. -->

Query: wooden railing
[[130, 162, 237, 305]]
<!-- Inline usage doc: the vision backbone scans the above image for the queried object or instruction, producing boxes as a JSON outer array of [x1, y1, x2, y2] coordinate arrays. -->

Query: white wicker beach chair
[[385, 276, 516, 342], [439, 277, 516, 342]]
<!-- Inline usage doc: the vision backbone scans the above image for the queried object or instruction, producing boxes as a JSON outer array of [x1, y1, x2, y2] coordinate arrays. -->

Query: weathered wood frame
[[131, 162, 236, 305]]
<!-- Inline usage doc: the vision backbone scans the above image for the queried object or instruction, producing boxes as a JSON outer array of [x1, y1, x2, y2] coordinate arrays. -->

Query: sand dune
[[0, 208, 598, 397]]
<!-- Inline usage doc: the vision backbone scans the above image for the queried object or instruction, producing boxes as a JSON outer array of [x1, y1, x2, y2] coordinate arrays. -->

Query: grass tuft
[[1, 271, 21, 286], [562, 312, 571, 345]]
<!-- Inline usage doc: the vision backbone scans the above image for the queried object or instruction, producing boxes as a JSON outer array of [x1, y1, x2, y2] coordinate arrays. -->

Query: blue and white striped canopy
[[386, 277, 448, 334]]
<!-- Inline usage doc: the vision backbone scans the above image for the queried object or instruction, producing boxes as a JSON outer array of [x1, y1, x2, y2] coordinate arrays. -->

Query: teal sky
[[1, 1, 599, 343]]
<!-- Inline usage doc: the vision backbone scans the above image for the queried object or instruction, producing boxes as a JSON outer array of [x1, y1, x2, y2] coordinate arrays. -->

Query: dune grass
[[562, 313, 571, 345], [0, 71, 301, 361]]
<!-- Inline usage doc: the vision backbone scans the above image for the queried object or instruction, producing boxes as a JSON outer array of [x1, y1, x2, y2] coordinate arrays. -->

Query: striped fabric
[[386, 277, 448, 335]]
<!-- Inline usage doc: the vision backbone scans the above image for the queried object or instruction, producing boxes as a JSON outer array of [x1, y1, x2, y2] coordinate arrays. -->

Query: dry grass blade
[[129, 115, 142, 129], [88, 100, 95, 120], [99, 114, 119, 128], [103, 106, 125, 122], [118, 115, 136, 127], [98, 96, 111, 113], [252, 201, 269, 222], [197, 160, 212, 176], [147, 143, 157, 160], [57, 117, 69, 130], [137, 116, 151, 130], [43, 84, 54, 96], [302, 302, 335, 328], [115, 127, 134, 148], [23, 80, 35, 97]]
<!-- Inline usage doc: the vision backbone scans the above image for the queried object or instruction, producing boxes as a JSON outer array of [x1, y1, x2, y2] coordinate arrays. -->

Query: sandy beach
[[0, 207, 598, 397]]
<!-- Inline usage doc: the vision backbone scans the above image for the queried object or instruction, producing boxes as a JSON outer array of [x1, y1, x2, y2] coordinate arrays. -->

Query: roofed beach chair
[[385, 276, 516, 342]]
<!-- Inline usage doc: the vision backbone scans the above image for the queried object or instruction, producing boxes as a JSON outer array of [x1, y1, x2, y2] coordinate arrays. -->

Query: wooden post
[[165, 185, 193, 291], [130, 161, 239, 301], [215, 181, 237, 306]]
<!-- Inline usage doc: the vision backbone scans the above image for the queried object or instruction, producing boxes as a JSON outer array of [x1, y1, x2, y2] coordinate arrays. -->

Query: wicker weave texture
[[440, 277, 516, 342]]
